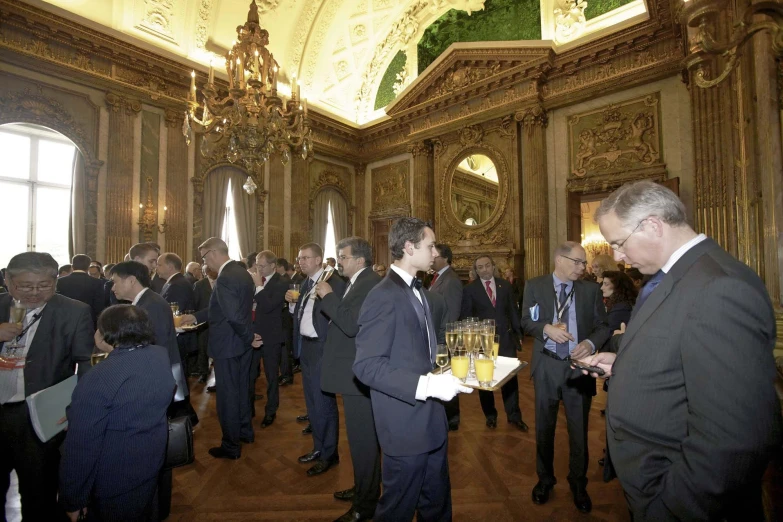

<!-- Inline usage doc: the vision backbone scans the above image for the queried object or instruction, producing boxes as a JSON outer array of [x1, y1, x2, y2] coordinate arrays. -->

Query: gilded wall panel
[[371, 160, 410, 217], [268, 159, 285, 257], [139, 110, 160, 243], [165, 110, 188, 262]]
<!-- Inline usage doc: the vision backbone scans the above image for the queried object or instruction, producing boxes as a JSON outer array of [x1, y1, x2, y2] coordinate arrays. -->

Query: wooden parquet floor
[[170, 350, 631, 522]]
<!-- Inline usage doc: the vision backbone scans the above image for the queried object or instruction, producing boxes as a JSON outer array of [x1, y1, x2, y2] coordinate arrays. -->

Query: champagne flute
[[445, 323, 458, 352], [449, 345, 469, 383], [6, 299, 26, 350], [435, 344, 449, 374]]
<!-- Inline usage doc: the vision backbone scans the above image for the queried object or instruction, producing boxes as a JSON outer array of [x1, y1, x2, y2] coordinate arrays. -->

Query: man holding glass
[[0, 252, 93, 520]]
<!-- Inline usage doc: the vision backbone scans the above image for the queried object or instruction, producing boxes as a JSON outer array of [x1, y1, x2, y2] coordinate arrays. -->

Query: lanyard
[[555, 286, 575, 322], [14, 312, 42, 343]]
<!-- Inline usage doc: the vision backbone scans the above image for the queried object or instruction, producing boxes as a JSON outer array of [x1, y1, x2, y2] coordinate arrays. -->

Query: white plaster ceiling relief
[[553, 0, 587, 44], [135, 0, 178, 44], [255, 0, 281, 11]]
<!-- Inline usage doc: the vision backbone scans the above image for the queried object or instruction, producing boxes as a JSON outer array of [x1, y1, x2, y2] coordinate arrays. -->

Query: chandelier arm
[[692, 53, 740, 88]]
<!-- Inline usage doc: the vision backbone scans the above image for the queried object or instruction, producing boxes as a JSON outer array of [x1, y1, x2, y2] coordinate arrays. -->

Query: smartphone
[[571, 360, 606, 376]]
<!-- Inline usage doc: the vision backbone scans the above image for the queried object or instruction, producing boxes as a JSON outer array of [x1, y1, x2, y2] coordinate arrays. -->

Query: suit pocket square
[[530, 304, 539, 321]]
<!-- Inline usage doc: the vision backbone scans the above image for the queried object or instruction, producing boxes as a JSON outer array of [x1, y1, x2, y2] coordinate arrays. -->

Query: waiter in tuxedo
[[354, 218, 473, 522], [461, 255, 528, 431], [181, 238, 261, 458], [315, 237, 382, 522], [520, 241, 610, 514], [580, 180, 782, 521], [158, 253, 197, 376], [55, 254, 106, 327], [285, 243, 346, 476], [250, 250, 287, 427], [0, 252, 93, 520]]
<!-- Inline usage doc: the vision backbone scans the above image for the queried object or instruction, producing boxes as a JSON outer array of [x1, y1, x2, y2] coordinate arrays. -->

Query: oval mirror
[[450, 153, 499, 227]]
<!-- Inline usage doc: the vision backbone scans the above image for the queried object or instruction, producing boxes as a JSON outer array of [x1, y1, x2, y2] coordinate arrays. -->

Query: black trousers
[[479, 374, 523, 423], [249, 342, 281, 418], [0, 401, 66, 521], [342, 393, 381, 518], [534, 354, 592, 489], [300, 337, 338, 460], [375, 441, 451, 522], [214, 349, 254, 455], [196, 330, 210, 375], [280, 326, 294, 379], [444, 395, 460, 427]]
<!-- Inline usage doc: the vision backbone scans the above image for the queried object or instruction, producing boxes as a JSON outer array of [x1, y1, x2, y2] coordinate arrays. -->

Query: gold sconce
[[681, 0, 783, 88], [138, 176, 168, 240]]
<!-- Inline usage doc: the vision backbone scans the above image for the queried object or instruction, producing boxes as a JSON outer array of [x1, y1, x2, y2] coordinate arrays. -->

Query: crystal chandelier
[[183, 0, 313, 194]]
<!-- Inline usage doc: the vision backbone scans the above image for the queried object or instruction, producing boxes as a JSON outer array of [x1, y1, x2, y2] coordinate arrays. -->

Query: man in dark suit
[[354, 218, 473, 521], [249, 250, 287, 427], [193, 264, 215, 382], [56, 254, 106, 327], [316, 237, 382, 522], [580, 180, 782, 521], [285, 242, 346, 476], [158, 253, 197, 376], [181, 238, 261, 458], [462, 255, 529, 432], [0, 252, 93, 520], [520, 241, 611, 514], [275, 258, 295, 386], [503, 266, 524, 311], [185, 261, 202, 286], [429, 244, 463, 430]]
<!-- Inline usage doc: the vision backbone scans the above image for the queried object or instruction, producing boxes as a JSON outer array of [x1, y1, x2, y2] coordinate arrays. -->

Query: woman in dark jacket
[[600, 270, 637, 337], [60, 305, 175, 522]]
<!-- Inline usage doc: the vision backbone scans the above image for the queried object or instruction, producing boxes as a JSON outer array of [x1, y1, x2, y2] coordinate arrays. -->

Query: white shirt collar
[[436, 265, 450, 276], [72, 270, 87, 274], [390, 264, 415, 287], [218, 259, 232, 276], [309, 268, 324, 284], [349, 267, 367, 286], [661, 234, 707, 273], [165, 273, 178, 284], [132, 287, 149, 305]]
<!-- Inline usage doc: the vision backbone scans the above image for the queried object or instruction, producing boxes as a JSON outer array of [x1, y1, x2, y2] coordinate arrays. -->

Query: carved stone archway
[[0, 88, 103, 258]]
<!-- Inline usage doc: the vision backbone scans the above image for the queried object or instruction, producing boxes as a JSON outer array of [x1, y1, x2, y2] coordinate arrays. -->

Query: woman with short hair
[[60, 305, 175, 522]]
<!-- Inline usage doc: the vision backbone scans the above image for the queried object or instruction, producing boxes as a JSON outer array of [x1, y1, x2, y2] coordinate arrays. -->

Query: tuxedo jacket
[[460, 277, 522, 357], [0, 293, 93, 395], [56, 272, 106, 326], [605, 238, 782, 521], [252, 272, 288, 346], [291, 273, 346, 357], [428, 266, 463, 324], [194, 261, 255, 359], [354, 269, 446, 457], [320, 268, 382, 396]]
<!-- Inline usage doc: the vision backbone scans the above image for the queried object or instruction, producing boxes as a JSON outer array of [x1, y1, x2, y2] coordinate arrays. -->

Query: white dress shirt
[[480, 276, 497, 303], [661, 234, 707, 273], [131, 287, 149, 306], [1, 304, 47, 404], [217, 259, 232, 277], [297, 268, 324, 339], [343, 267, 367, 297]]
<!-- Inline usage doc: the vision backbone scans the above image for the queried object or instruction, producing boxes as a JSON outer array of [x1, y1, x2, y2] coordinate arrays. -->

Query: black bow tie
[[410, 278, 423, 290]]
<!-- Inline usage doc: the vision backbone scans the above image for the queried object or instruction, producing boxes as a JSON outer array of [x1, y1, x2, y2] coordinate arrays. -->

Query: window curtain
[[313, 189, 331, 248], [68, 151, 85, 257], [229, 172, 257, 260], [203, 166, 233, 241], [329, 190, 348, 244]]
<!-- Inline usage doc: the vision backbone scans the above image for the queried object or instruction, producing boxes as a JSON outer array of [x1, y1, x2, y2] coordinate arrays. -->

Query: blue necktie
[[556, 283, 570, 359], [636, 270, 664, 309]]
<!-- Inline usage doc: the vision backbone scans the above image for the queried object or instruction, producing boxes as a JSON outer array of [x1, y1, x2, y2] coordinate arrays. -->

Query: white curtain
[[313, 189, 331, 247], [203, 166, 233, 241], [229, 172, 257, 260], [68, 151, 85, 257], [329, 189, 349, 244]]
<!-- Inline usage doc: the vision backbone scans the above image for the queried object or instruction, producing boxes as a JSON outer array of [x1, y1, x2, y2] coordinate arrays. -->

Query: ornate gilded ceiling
[[31, 0, 648, 126]]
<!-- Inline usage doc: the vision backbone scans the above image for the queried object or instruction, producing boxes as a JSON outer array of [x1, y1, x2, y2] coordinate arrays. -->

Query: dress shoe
[[206, 385, 216, 393], [510, 420, 529, 432], [197, 375, 207, 384], [240, 437, 254, 444], [208, 447, 239, 460], [261, 415, 275, 428], [600, 409, 606, 416], [254, 393, 264, 400], [448, 422, 459, 431], [307, 455, 339, 476], [278, 376, 293, 386], [598, 458, 605, 467], [292, 364, 302, 374], [302, 423, 313, 435], [333, 486, 355, 502], [486, 418, 497, 429], [531, 482, 553, 505], [333, 506, 371, 522], [296, 414, 310, 422], [572, 486, 592, 513], [298, 450, 321, 463]]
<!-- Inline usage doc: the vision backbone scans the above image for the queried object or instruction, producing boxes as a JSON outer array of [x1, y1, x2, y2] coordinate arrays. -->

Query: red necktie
[[430, 272, 439, 286], [485, 280, 496, 307], [261, 276, 266, 285]]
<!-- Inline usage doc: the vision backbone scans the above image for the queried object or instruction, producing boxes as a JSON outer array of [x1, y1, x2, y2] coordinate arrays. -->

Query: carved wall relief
[[371, 160, 410, 216]]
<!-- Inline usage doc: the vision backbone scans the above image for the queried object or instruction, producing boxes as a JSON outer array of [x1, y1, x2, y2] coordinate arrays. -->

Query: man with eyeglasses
[[0, 252, 93, 520], [520, 241, 610, 514], [249, 251, 287, 428], [577, 180, 782, 521], [285, 243, 346, 477]]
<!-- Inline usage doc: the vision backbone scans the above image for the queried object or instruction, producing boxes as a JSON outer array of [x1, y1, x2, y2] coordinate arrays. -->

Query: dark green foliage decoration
[[417, 0, 541, 74], [584, 0, 634, 20], [374, 51, 407, 111]]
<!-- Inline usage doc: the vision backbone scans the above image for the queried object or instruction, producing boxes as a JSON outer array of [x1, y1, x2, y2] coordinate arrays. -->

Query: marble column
[[290, 156, 310, 261], [83, 159, 102, 259], [408, 141, 434, 222], [104, 92, 141, 263], [354, 163, 367, 238], [516, 105, 550, 280], [164, 109, 189, 262]]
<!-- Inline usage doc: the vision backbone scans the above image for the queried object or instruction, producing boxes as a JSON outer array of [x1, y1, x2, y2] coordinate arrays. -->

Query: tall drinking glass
[[435, 344, 449, 374], [6, 299, 26, 350], [449, 345, 469, 383], [289, 284, 300, 302]]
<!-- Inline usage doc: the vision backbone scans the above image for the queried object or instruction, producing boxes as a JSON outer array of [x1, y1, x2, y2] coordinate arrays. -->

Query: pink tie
[[485, 280, 496, 307]]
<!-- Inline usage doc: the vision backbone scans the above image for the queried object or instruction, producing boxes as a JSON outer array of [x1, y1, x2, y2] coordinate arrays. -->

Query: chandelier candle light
[[183, 0, 313, 194]]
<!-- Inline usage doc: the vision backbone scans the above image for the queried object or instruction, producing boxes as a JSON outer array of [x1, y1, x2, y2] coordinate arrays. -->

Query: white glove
[[424, 373, 473, 401]]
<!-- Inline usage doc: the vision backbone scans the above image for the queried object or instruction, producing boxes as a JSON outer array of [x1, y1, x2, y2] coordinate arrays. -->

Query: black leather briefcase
[[165, 416, 194, 469]]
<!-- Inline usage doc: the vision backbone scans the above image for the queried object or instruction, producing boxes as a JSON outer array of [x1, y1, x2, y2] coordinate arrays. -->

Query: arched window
[[313, 188, 348, 257], [0, 124, 76, 268], [221, 177, 242, 261], [203, 166, 257, 260]]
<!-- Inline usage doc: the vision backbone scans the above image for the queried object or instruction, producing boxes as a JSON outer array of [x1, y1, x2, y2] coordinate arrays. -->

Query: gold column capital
[[105, 92, 142, 115], [515, 105, 548, 129], [164, 108, 183, 128], [407, 141, 432, 157]]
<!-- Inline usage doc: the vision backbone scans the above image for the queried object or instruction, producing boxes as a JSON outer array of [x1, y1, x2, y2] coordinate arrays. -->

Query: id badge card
[[0, 346, 26, 370]]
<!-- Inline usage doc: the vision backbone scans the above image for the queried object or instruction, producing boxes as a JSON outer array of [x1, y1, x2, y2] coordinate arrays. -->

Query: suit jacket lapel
[[388, 270, 429, 354], [540, 275, 556, 323], [25, 299, 56, 371]]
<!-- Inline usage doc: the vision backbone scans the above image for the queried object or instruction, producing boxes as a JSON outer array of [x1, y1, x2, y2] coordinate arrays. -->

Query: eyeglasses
[[560, 255, 587, 268], [296, 256, 315, 262], [13, 283, 54, 293], [610, 219, 645, 252], [337, 255, 356, 261], [200, 249, 214, 261]]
